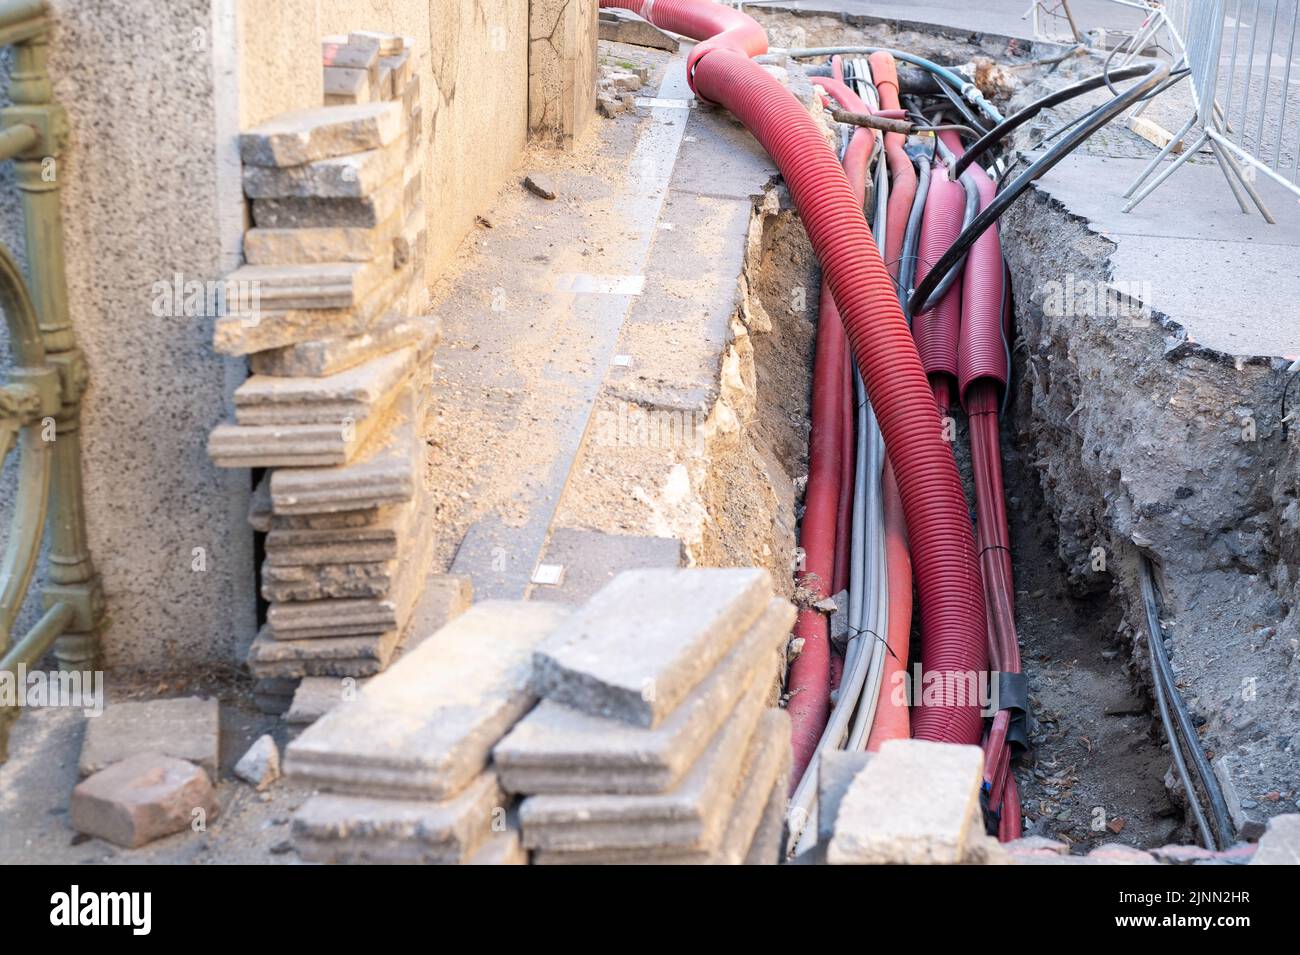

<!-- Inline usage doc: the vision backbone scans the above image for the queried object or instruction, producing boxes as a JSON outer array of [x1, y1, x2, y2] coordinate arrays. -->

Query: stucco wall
[[0, 0, 535, 672]]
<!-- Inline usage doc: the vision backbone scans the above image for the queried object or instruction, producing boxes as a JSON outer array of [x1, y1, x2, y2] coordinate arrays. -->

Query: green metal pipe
[[0, 123, 37, 163]]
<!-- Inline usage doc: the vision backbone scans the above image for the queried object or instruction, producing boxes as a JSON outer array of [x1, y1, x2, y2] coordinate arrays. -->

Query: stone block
[[250, 314, 439, 379], [518, 671, 770, 852], [265, 492, 415, 568], [380, 50, 412, 93], [467, 828, 527, 865], [528, 707, 789, 864], [285, 601, 569, 799], [745, 776, 788, 865], [286, 675, 361, 725], [263, 560, 399, 603], [251, 177, 402, 229], [79, 697, 219, 779], [224, 260, 389, 312], [530, 567, 773, 728], [323, 66, 372, 106], [242, 139, 407, 199], [240, 102, 402, 167], [246, 623, 399, 679], [349, 31, 404, 56], [253, 676, 299, 715], [1250, 814, 1300, 865], [598, 10, 680, 51], [269, 389, 419, 514], [207, 417, 374, 469], [322, 37, 379, 71], [233, 345, 416, 426], [243, 219, 399, 267], [393, 204, 427, 270], [70, 753, 219, 849], [818, 750, 873, 844], [826, 739, 984, 865], [495, 597, 792, 794], [291, 771, 503, 864], [233, 734, 280, 791]]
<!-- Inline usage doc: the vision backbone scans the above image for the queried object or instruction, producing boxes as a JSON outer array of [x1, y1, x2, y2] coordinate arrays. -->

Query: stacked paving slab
[[284, 600, 571, 863], [208, 32, 441, 686], [495, 567, 796, 864]]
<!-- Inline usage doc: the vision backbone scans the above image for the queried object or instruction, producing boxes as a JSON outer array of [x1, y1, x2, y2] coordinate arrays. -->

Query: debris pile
[[496, 567, 795, 864], [207, 32, 448, 690]]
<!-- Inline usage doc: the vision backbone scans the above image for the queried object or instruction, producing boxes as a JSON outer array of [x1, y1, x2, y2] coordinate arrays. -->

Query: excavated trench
[[724, 8, 1300, 850]]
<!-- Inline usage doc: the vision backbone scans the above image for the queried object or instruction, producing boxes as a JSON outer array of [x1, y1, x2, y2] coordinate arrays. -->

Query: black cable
[[951, 63, 1160, 180], [909, 58, 1169, 319], [1139, 556, 1236, 850]]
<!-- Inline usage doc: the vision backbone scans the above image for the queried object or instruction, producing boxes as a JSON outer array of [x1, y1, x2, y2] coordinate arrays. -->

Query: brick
[[495, 598, 792, 794], [233, 734, 280, 791], [71, 753, 219, 849], [79, 697, 219, 779], [242, 139, 407, 200], [233, 345, 416, 426], [250, 314, 438, 379], [252, 178, 403, 230], [1249, 814, 1300, 865], [239, 102, 402, 167], [285, 601, 568, 799], [518, 672, 770, 852], [269, 389, 419, 514], [291, 771, 503, 864], [530, 567, 773, 728], [826, 739, 984, 865]]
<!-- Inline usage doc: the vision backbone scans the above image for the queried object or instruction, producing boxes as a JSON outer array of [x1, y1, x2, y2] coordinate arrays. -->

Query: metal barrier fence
[[1119, 0, 1300, 221]]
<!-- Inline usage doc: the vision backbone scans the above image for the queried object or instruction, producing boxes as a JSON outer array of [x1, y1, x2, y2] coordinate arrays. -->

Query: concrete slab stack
[[207, 33, 440, 688], [494, 567, 796, 864], [285, 601, 570, 864]]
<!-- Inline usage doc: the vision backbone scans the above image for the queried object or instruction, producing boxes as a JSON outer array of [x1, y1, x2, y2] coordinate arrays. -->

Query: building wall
[[0, 0, 533, 672]]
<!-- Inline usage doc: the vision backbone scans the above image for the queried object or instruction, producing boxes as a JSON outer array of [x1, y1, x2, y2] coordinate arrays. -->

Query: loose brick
[[71, 753, 218, 848]]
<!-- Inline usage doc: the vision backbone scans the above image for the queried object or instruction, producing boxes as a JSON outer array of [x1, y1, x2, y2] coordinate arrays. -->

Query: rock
[[1250, 813, 1300, 864], [494, 598, 793, 795], [597, 92, 624, 118], [291, 770, 503, 864], [285, 601, 569, 799], [530, 567, 774, 728], [233, 734, 281, 791], [240, 102, 402, 167], [79, 697, 219, 779], [70, 753, 219, 849], [1152, 843, 1219, 864], [827, 739, 984, 865], [523, 174, 557, 200]]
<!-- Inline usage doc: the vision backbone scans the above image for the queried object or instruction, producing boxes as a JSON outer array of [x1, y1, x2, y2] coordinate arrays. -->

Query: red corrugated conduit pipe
[[600, 0, 988, 757]]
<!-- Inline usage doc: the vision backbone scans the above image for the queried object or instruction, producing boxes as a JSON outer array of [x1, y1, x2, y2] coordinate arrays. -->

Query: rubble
[[234, 734, 281, 791], [71, 753, 219, 849], [1250, 814, 1300, 865]]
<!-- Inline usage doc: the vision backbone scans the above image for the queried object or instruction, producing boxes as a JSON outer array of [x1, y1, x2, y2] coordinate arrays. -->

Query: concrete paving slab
[[745, 773, 789, 865], [517, 670, 770, 852], [79, 697, 220, 779], [291, 770, 502, 864], [533, 527, 682, 606], [285, 601, 569, 800], [495, 597, 792, 794], [530, 566, 773, 727]]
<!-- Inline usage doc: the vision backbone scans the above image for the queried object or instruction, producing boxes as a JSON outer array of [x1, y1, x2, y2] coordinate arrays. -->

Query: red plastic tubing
[[600, 0, 988, 746]]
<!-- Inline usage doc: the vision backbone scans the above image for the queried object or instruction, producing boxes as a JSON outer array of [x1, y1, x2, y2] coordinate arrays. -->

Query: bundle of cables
[[597, 0, 1170, 850]]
